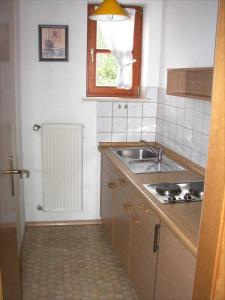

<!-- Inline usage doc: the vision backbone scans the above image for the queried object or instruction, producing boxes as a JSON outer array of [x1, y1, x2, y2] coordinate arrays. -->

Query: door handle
[[2, 169, 30, 178], [0, 156, 30, 196]]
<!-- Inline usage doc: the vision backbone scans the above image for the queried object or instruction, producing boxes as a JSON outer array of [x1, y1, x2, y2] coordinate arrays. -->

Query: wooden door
[[0, 0, 23, 299], [100, 168, 115, 242], [193, 1, 225, 299], [154, 224, 196, 300], [129, 206, 160, 300]]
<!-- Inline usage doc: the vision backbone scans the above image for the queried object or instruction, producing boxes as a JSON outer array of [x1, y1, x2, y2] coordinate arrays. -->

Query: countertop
[[99, 142, 205, 257]]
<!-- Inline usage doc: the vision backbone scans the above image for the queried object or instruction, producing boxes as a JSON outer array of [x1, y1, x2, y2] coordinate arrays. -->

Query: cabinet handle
[[108, 182, 116, 189], [132, 213, 141, 224], [153, 224, 160, 253], [139, 202, 150, 213], [119, 178, 128, 187], [123, 203, 132, 212]]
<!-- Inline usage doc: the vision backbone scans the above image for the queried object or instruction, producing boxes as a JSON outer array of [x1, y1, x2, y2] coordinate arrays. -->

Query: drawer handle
[[119, 178, 128, 187], [123, 203, 132, 212], [153, 224, 161, 253], [108, 182, 116, 189], [139, 202, 150, 213], [132, 213, 141, 224]]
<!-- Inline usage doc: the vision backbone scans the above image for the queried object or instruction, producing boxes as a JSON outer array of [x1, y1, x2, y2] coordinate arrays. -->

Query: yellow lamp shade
[[89, 0, 129, 21]]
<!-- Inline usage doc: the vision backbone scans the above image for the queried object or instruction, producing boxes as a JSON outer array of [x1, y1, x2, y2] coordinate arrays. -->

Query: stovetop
[[143, 181, 204, 204]]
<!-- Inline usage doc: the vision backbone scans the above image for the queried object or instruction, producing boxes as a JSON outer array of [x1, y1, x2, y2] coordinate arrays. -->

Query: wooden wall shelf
[[167, 67, 214, 101]]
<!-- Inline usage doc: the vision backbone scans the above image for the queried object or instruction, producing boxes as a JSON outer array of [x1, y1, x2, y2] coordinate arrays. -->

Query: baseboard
[[26, 219, 102, 227]]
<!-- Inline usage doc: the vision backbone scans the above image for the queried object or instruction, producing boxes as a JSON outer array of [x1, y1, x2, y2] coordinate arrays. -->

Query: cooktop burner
[[156, 183, 181, 196], [143, 181, 204, 204], [189, 182, 204, 197]]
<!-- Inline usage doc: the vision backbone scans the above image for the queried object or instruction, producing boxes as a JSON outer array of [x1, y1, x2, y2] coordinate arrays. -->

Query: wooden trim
[[86, 4, 143, 98], [192, 0, 225, 299], [26, 219, 102, 227], [0, 270, 3, 300]]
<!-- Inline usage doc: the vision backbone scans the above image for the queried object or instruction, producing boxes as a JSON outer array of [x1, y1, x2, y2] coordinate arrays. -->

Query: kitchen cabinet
[[154, 223, 196, 300], [113, 189, 132, 272], [167, 67, 213, 100], [129, 193, 160, 300], [100, 152, 197, 300], [100, 163, 116, 242]]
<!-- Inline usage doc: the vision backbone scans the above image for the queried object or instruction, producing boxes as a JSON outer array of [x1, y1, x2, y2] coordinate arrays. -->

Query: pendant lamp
[[89, 0, 129, 21]]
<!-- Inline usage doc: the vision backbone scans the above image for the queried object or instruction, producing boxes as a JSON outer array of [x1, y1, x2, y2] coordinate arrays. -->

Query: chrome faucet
[[140, 140, 163, 162]]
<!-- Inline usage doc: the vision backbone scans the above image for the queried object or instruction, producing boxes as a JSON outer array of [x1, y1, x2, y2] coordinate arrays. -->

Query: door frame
[[193, 0, 225, 298]]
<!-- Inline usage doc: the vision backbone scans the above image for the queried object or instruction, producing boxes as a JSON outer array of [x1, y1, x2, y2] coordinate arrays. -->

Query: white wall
[[156, 0, 218, 168], [20, 0, 99, 222], [19, 0, 162, 222], [159, 0, 218, 87]]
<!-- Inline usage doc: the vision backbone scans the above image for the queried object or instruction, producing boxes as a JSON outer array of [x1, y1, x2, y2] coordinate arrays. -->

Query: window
[[87, 4, 143, 98]]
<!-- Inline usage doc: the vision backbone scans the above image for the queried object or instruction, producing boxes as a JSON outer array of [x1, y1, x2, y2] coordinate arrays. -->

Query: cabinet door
[[113, 191, 132, 272], [129, 208, 160, 300], [154, 224, 196, 300], [100, 168, 115, 242]]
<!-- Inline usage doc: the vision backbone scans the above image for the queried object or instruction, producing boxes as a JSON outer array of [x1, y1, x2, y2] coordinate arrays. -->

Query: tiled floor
[[22, 225, 139, 300]]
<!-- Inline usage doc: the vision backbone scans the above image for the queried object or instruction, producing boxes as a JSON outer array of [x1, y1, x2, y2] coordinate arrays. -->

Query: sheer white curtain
[[98, 8, 136, 89]]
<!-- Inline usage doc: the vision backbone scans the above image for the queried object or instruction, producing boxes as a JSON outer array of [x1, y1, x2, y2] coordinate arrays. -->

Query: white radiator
[[41, 123, 83, 211]]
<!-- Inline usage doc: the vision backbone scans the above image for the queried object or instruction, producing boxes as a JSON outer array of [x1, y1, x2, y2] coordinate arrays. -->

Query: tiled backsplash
[[156, 88, 211, 167], [96, 87, 211, 168], [97, 101, 157, 142]]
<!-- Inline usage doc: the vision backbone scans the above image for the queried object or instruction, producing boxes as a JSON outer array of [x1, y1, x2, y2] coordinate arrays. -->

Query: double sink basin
[[112, 147, 186, 174]]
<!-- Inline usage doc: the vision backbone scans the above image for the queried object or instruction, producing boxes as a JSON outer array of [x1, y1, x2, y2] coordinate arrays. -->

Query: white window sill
[[83, 96, 152, 103]]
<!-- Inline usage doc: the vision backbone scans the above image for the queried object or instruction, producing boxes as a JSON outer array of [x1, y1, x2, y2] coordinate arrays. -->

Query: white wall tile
[[112, 118, 127, 133], [141, 132, 156, 141], [113, 102, 128, 117], [143, 103, 157, 117], [167, 123, 176, 140], [170, 97, 178, 107], [200, 154, 207, 167], [97, 102, 112, 117], [97, 117, 112, 133], [127, 133, 142, 142], [193, 111, 203, 133], [147, 87, 158, 100], [177, 108, 185, 125], [128, 103, 142, 117], [201, 134, 209, 154], [184, 109, 194, 129], [185, 98, 194, 110], [183, 128, 193, 145], [192, 132, 203, 152], [204, 101, 211, 114], [176, 126, 184, 143], [156, 89, 211, 168], [157, 104, 164, 119], [142, 118, 156, 133], [97, 133, 112, 142], [112, 133, 127, 142], [202, 113, 211, 134], [191, 150, 201, 165], [177, 97, 186, 109], [127, 118, 142, 133], [194, 100, 205, 112]]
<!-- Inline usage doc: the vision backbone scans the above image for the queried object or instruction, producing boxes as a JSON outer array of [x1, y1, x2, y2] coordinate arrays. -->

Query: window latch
[[90, 48, 95, 63]]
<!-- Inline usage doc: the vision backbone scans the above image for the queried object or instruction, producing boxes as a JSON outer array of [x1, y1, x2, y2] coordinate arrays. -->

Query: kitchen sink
[[111, 147, 186, 174], [115, 148, 157, 160]]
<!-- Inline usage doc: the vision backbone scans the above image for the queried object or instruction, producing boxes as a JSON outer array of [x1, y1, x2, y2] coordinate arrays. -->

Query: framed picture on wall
[[38, 25, 68, 61]]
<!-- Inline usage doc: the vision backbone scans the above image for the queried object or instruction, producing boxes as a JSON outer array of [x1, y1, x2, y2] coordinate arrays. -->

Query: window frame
[[86, 4, 143, 98]]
